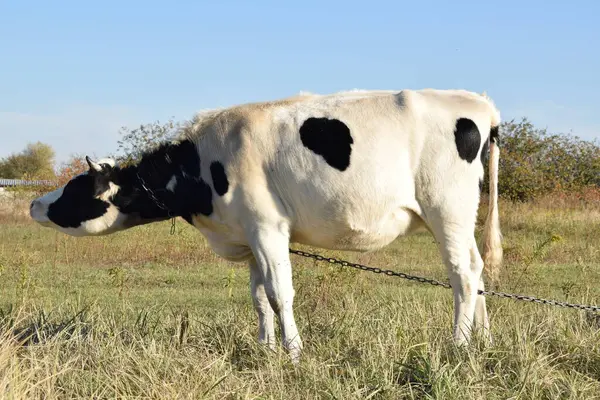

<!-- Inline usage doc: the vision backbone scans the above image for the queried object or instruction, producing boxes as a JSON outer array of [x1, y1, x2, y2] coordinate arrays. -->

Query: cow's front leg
[[249, 257, 276, 349], [248, 227, 303, 363]]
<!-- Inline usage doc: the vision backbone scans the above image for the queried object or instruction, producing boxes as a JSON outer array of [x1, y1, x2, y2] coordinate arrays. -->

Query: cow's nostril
[[30, 200, 36, 209]]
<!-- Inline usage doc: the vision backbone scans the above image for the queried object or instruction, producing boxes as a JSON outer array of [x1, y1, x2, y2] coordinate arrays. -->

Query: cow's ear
[[86, 156, 112, 175]]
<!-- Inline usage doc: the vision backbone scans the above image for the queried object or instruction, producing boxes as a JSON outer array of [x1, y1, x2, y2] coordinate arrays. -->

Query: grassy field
[[0, 193, 599, 399]]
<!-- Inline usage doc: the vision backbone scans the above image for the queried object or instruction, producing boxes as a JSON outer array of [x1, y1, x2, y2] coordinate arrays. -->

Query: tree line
[[2, 117, 598, 202]]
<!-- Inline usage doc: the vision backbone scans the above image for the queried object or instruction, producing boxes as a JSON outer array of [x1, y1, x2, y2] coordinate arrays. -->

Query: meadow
[[0, 192, 599, 399]]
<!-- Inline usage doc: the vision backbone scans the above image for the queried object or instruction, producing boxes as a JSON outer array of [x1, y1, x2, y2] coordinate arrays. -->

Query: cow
[[30, 88, 502, 363]]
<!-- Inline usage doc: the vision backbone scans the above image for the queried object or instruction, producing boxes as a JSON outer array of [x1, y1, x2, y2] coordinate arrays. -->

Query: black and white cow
[[30, 88, 503, 362]]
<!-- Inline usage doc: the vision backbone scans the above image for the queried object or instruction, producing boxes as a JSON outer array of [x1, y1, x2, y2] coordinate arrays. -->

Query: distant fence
[[0, 179, 56, 188]]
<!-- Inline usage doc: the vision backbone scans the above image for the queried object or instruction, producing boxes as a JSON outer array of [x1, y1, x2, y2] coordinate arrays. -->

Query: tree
[[55, 154, 89, 186], [0, 142, 56, 180]]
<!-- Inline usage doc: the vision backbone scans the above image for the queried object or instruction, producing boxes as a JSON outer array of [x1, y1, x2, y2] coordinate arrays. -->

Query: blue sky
[[1, 0, 599, 165]]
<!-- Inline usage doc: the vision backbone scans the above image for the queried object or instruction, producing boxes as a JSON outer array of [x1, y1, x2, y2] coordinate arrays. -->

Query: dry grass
[[0, 190, 31, 225], [0, 191, 599, 399]]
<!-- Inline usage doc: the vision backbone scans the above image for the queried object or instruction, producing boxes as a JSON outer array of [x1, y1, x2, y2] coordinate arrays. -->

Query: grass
[[0, 192, 599, 399]]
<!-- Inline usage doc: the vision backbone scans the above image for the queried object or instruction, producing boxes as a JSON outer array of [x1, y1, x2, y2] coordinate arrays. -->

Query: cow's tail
[[482, 126, 503, 283]]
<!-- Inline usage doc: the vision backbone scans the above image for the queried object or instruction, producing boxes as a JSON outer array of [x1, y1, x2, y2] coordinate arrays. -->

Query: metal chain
[[136, 172, 177, 235], [136, 172, 171, 213], [170, 218, 176, 235], [289, 249, 453, 289], [289, 249, 600, 313]]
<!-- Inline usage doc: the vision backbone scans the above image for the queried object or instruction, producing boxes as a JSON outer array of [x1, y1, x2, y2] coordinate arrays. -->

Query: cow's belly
[[289, 193, 426, 252], [292, 210, 424, 252], [282, 163, 425, 251]]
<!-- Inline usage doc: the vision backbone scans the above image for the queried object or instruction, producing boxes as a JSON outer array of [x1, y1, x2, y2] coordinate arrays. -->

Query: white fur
[[166, 176, 178, 192], [100, 182, 121, 201], [97, 158, 116, 167], [64, 203, 127, 237], [87, 157, 116, 172], [31, 88, 503, 362], [30, 186, 65, 224]]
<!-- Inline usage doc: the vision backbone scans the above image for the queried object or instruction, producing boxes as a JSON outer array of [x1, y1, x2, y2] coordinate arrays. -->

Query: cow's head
[[30, 156, 171, 236]]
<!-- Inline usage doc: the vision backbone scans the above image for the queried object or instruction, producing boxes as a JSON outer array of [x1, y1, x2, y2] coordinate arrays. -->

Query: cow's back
[[191, 89, 499, 252]]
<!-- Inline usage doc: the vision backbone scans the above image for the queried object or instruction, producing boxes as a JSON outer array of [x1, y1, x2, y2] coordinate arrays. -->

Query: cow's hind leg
[[247, 227, 303, 362], [249, 257, 276, 349], [426, 211, 483, 346], [471, 238, 492, 343]]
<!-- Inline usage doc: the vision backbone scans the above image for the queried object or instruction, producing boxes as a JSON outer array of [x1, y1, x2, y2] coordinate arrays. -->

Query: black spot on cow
[[480, 138, 489, 167], [454, 118, 481, 163], [135, 140, 200, 181], [490, 125, 499, 144], [174, 140, 201, 177], [480, 125, 500, 168], [479, 178, 484, 193], [299, 117, 354, 171], [210, 161, 229, 196], [112, 139, 213, 221], [47, 174, 110, 228], [172, 177, 213, 217]]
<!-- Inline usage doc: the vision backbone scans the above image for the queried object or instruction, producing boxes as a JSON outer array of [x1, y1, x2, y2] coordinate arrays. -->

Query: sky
[[1, 0, 599, 166]]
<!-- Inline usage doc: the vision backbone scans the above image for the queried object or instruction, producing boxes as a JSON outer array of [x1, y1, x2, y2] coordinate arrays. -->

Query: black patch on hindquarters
[[490, 125, 499, 144], [210, 161, 229, 196], [47, 174, 110, 228], [480, 138, 489, 167], [454, 118, 481, 163], [480, 124, 499, 168], [299, 117, 354, 171]]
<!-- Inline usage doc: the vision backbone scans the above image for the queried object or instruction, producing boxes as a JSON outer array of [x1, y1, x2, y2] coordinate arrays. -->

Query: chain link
[[136, 172, 171, 214], [136, 172, 176, 235], [170, 218, 176, 235], [289, 249, 600, 313]]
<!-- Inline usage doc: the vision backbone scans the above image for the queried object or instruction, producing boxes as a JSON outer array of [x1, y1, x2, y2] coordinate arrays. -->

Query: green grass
[[0, 197, 599, 399]]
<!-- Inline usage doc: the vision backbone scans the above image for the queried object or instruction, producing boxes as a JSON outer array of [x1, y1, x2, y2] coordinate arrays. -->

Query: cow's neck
[[114, 139, 213, 225]]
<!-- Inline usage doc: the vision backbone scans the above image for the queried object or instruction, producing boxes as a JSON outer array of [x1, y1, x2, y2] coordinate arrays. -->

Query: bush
[[483, 118, 600, 202]]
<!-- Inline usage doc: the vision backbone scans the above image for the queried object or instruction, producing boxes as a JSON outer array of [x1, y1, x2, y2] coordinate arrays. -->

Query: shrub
[[482, 118, 600, 202]]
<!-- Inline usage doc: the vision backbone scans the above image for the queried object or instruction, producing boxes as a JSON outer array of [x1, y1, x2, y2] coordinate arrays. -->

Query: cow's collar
[[135, 171, 176, 220]]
